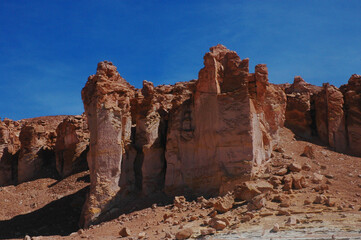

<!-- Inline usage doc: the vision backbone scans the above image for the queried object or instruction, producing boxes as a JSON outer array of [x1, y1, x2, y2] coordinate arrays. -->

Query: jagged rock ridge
[[80, 44, 287, 227]]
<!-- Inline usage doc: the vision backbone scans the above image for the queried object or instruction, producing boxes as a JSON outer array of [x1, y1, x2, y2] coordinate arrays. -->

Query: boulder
[[175, 228, 193, 240]]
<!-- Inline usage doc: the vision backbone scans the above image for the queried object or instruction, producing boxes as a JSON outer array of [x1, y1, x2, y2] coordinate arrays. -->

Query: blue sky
[[0, 1, 360, 120]]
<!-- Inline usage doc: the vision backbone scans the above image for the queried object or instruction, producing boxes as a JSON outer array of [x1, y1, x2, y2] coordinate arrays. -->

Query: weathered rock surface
[[284, 74, 361, 156], [165, 45, 286, 195], [17, 116, 67, 183], [0, 118, 21, 186], [80, 45, 287, 227], [314, 83, 347, 152], [341, 74, 361, 156], [284, 76, 321, 138], [55, 114, 89, 178]]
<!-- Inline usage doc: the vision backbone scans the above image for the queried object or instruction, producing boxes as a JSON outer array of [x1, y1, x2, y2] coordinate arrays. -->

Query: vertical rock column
[[315, 83, 347, 152], [55, 114, 89, 178], [81, 61, 135, 227], [342, 74, 361, 156]]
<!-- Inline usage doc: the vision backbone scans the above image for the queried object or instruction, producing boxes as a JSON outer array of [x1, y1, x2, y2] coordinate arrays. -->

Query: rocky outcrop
[[80, 61, 136, 227], [284, 76, 321, 138], [80, 45, 287, 227], [0, 119, 21, 186], [285, 74, 361, 156], [341, 74, 361, 156], [55, 114, 89, 178], [165, 45, 286, 196], [314, 84, 347, 152], [17, 116, 67, 183]]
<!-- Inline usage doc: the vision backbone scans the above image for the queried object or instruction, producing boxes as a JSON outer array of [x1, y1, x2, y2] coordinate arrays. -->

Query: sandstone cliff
[[285, 75, 361, 156], [55, 114, 89, 178], [0, 115, 89, 186], [80, 45, 287, 227]]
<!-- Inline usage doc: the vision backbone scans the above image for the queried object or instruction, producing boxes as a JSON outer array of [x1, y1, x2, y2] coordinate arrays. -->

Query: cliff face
[[80, 45, 287, 227], [0, 115, 89, 186], [55, 115, 90, 178], [285, 74, 361, 156], [0, 119, 21, 186]]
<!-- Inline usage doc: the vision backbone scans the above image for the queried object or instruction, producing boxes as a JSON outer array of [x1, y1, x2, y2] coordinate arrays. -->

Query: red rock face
[[314, 84, 347, 152], [17, 116, 67, 183], [284, 77, 321, 138], [55, 114, 89, 178], [80, 45, 287, 227], [341, 74, 361, 156]]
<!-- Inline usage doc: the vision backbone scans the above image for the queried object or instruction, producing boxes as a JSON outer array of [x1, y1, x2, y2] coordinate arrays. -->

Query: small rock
[[302, 163, 312, 171], [277, 209, 291, 216], [301, 145, 315, 159], [138, 232, 146, 239], [200, 228, 216, 236], [283, 174, 293, 191], [175, 228, 193, 240], [325, 174, 334, 179], [304, 199, 312, 205], [292, 173, 307, 189], [151, 203, 157, 209], [213, 196, 234, 213], [325, 197, 336, 207], [312, 173, 324, 184], [313, 194, 328, 204], [24, 236, 31, 240], [248, 195, 266, 210], [276, 168, 288, 176], [174, 196, 186, 208], [285, 216, 297, 225], [119, 227, 131, 237], [270, 223, 280, 233], [212, 220, 227, 230], [288, 163, 302, 172]]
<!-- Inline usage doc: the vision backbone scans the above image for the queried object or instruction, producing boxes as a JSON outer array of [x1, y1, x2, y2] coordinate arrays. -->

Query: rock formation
[[80, 45, 287, 227], [55, 114, 89, 178], [0, 118, 21, 186], [314, 84, 347, 152], [17, 116, 67, 183], [284, 76, 321, 138], [285, 74, 361, 156], [341, 74, 361, 156]]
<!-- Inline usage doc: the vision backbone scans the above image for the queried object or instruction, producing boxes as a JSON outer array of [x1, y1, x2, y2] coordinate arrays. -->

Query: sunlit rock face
[[17, 116, 66, 183], [341, 74, 361, 156], [55, 114, 89, 178], [314, 84, 347, 152], [164, 45, 286, 196], [80, 45, 287, 227]]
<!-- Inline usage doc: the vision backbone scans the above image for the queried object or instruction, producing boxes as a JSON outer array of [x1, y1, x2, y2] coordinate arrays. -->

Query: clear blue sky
[[0, 1, 360, 120]]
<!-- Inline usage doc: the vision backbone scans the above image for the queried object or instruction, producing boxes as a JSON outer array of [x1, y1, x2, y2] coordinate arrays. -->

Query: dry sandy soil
[[0, 127, 361, 240]]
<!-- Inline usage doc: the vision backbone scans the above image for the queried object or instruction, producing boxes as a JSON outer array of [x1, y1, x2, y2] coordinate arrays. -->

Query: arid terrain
[[1, 127, 360, 239], [1, 45, 360, 239]]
